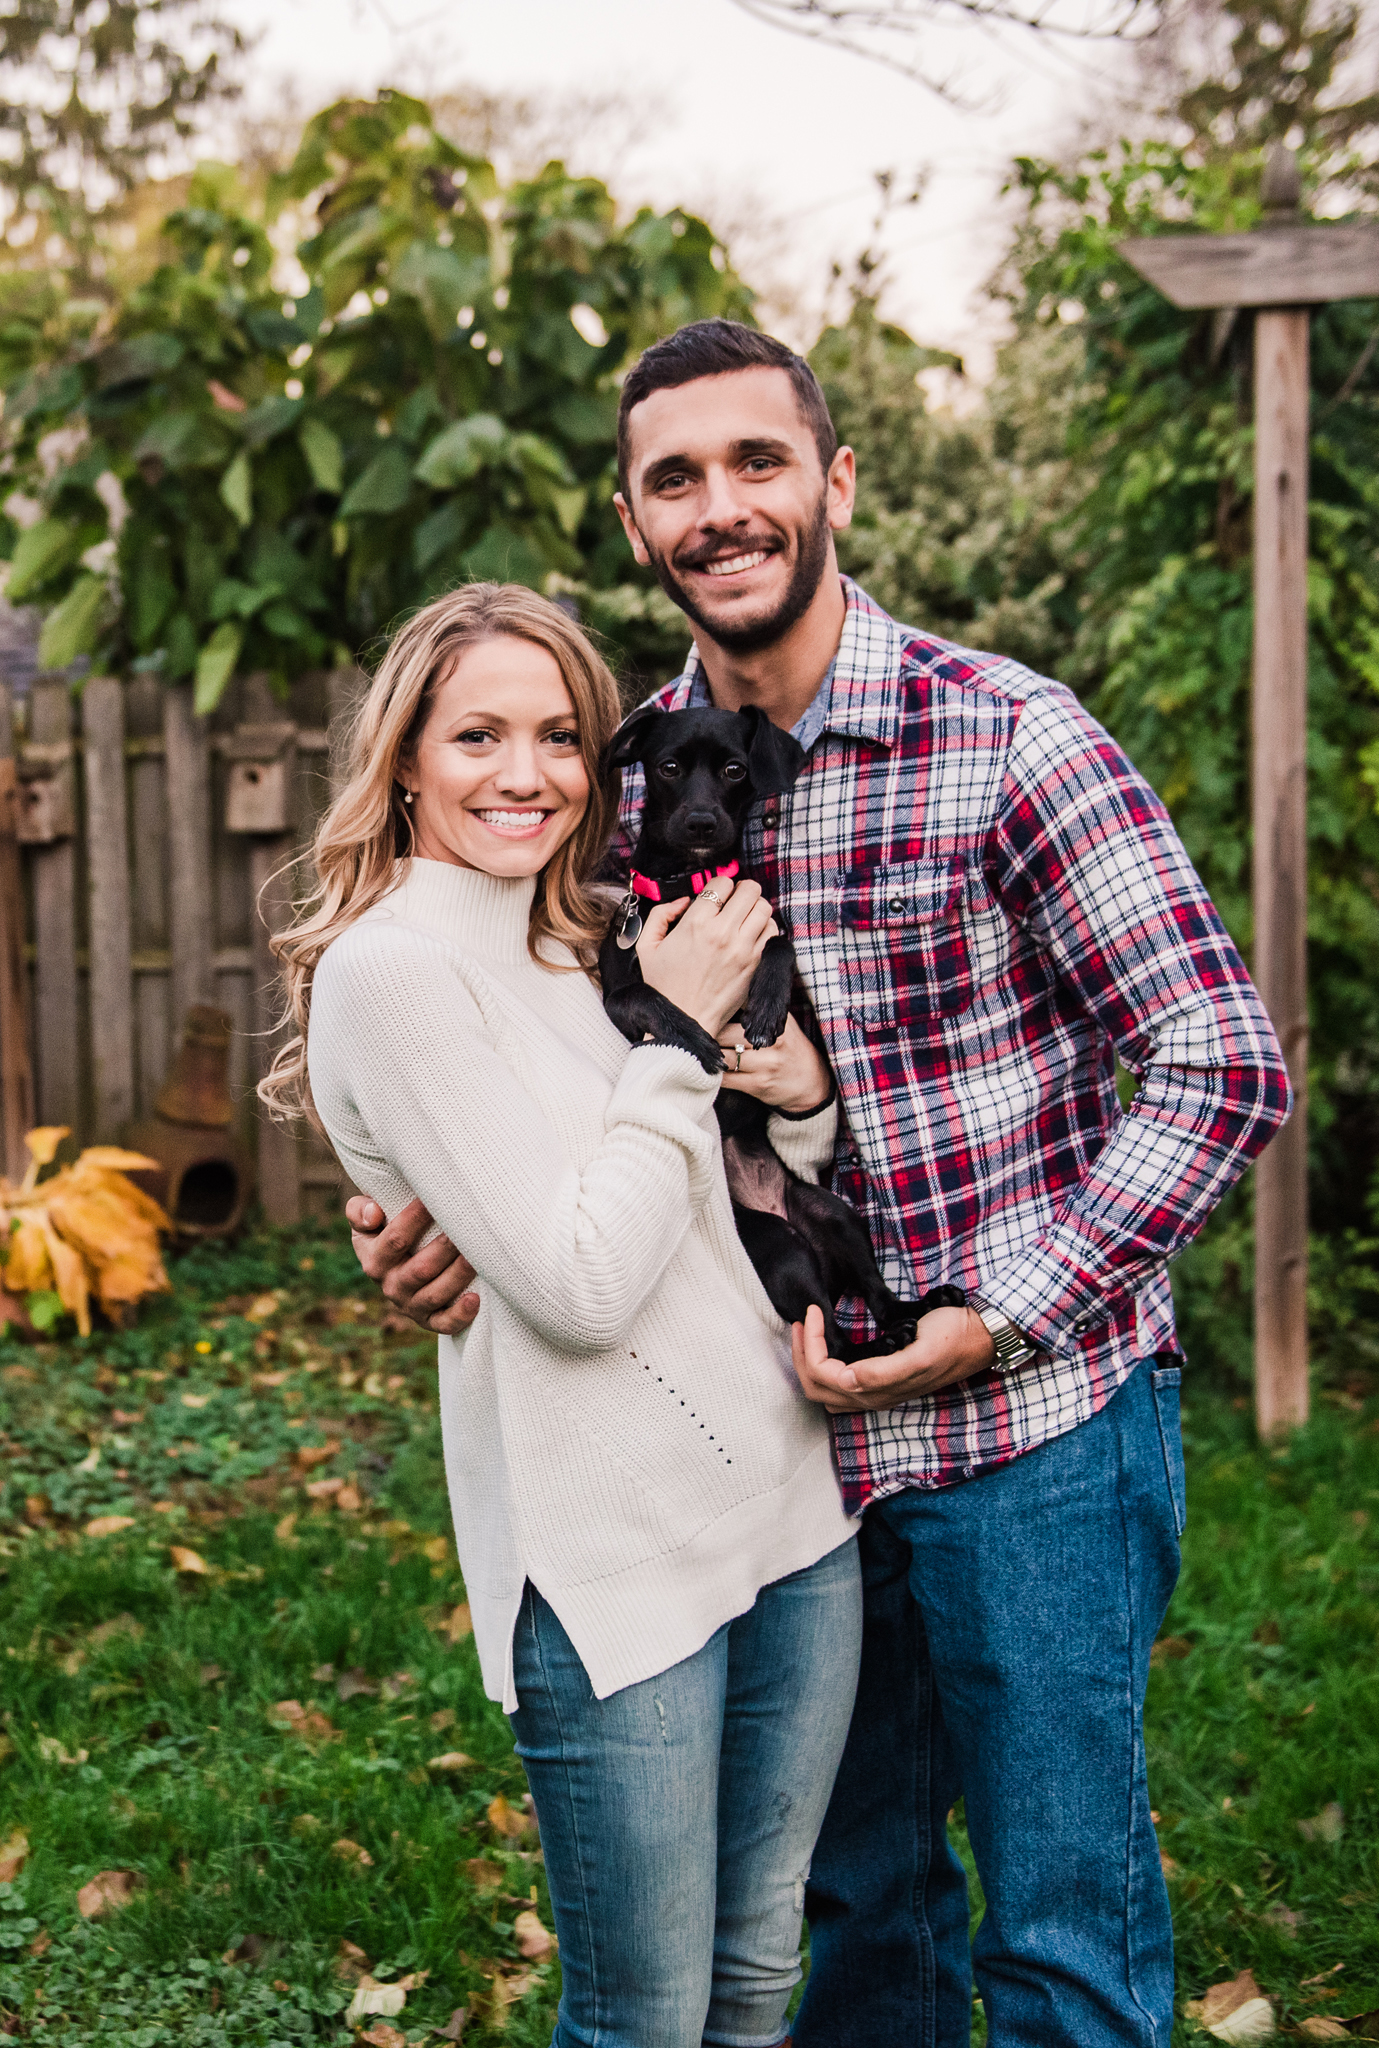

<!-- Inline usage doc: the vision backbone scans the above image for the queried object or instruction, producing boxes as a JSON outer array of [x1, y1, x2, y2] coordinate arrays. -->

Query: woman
[[260, 583, 860, 2048]]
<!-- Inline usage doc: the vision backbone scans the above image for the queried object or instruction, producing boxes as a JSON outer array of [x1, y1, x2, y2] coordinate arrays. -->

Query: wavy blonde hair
[[259, 582, 624, 1125]]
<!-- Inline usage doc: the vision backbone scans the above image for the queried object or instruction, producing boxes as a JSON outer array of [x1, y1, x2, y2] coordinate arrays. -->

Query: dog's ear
[[601, 706, 664, 778], [740, 705, 805, 798]]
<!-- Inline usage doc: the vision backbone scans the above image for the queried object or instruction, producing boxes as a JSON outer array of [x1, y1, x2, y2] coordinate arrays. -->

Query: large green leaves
[[6, 518, 81, 602]]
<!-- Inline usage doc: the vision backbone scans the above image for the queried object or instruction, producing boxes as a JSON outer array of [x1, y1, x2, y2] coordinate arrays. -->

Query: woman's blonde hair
[[258, 582, 624, 1125]]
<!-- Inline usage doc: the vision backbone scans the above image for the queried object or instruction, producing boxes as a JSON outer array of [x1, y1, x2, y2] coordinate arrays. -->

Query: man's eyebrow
[[640, 436, 797, 489]]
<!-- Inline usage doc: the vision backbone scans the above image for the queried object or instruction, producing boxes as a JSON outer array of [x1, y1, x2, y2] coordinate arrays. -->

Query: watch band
[[973, 1299, 1038, 1374]]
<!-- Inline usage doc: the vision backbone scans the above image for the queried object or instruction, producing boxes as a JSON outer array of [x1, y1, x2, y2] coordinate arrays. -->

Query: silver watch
[[973, 1299, 1037, 1374]]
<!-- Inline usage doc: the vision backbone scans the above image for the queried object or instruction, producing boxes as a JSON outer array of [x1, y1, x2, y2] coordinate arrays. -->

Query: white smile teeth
[[478, 809, 547, 829], [703, 549, 770, 577]]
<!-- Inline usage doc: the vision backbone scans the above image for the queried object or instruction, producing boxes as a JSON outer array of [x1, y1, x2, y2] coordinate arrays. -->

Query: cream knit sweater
[[307, 858, 856, 1709]]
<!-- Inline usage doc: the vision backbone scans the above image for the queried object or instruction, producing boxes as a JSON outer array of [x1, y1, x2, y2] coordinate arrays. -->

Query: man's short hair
[[616, 319, 838, 495]]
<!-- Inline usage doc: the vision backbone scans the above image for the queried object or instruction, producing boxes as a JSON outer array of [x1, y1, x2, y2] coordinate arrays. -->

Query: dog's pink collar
[[629, 860, 739, 904]]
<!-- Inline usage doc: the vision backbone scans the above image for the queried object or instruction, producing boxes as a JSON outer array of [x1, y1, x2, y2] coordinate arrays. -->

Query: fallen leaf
[[1301, 1967, 1347, 1988], [396, 1969, 429, 1992], [436, 2011, 469, 2042], [274, 1512, 298, 1542], [430, 1708, 456, 1732], [1297, 1803, 1345, 1844], [85, 1515, 136, 1539], [169, 1546, 209, 1575], [336, 1667, 378, 1701], [1, 1363, 38, 1383], [292, 1439, 341, 1473], [444, 1602, 473, 1645], [74, 1443, 102, 1473], [1150, 1634, 1193, 1666], [487, 1793, 538, 1841], [331, 1837, 374, 1867], [253, 1369, 289, 1387], [1201, 1973, 1263, 2026], [266, 1698, 341, 1743], [1209, 2000, 1275, 2043], [428, 1751, 477, 1773], [345, 1975, 405, 2022], [76, 1869, 144, 1918], [1261, 1901, 1304, 1936], [38, 1737, 88, 1766], [86, 1615, 143, 1649], [464, 1857, 505, 1891], [491, 1965, 538, 2007], [336, 1482, 363, 1513], [305, 1476, 344, 1499], [358, 2027, 407, 2048], [422, 1535, 449, 1563], [181, 1393, 212, 1409], [333, 1938, 370, 1982], [198, 1663, 223, 1687], [0, 1831, 28, 1883], [1160, 1853, 1179, 1877], [27, 1930, 50, 1957], [246, 1292, 279, 1320], [513, 1909, 555, 1960], [381, 1670, 415, 1700], [1299, 2025, 1348, 2041]]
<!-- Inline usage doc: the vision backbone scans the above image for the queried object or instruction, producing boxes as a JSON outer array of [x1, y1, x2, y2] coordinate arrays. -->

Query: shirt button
[[763, 808, 779, 828], [888, 897, 905, 915]]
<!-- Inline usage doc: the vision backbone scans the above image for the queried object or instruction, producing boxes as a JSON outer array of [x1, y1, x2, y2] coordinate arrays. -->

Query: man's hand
[[717, 1014, 832, 1114], [791, 1302, 998, 1413], [345, 1194, 480, 1336]]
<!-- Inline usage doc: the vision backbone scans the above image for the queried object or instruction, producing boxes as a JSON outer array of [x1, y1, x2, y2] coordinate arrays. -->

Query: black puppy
[[600, 705, 962, 1363]]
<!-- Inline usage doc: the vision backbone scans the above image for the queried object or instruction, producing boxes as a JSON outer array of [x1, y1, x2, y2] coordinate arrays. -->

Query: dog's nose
[[685, 809, 720, 836]]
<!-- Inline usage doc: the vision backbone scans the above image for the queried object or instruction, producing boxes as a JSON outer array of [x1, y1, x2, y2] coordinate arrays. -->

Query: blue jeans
[[795, 1361, 1185, 2048], [509, 1540, 862, 2048]]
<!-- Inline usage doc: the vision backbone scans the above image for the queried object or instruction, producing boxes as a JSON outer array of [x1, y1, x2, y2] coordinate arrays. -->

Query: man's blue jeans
[[509, 1540, 862, 2048], [795, 1361, 1185, 2048]]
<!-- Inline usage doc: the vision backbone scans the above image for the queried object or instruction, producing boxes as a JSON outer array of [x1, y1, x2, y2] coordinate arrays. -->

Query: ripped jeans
[[509, 1541, 862, 2048]]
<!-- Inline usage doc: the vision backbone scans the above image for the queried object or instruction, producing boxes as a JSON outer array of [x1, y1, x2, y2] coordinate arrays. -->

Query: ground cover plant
[[0, 1221, 1375, 2044]]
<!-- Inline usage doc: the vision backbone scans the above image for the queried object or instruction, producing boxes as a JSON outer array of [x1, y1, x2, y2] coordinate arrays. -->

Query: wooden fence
[[0, 665, 365, 1220]]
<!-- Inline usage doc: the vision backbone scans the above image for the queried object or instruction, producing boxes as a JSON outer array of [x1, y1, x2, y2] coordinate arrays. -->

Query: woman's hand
[[636, 876, 778, 1040], [791, 1303, 997, 1412], [717, 1014, 832, 1114]]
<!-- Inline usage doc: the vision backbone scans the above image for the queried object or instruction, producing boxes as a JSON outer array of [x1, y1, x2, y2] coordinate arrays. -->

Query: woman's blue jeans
[[509, 1540, 862, 2048]]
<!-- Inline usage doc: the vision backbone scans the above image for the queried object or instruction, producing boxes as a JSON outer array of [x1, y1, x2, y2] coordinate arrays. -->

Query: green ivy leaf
[[220, 451, 253, 528], [339, 444, 414, 518], [6, 519, 80, 603], [413, 414, 507, 488], [299, 418, 344, 494], [38, 574, 106, 667], [194, 621, 242, 713]]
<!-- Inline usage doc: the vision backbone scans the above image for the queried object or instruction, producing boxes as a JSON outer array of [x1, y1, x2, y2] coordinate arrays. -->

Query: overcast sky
[[221, 0, 1130, 376]]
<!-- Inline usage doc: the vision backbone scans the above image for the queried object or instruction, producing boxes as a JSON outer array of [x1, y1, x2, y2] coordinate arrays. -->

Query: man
[[347, 319, 1290, 2045]]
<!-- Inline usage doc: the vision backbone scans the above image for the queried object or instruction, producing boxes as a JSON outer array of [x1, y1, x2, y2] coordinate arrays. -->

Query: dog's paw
[[739, 996, 791, 1051]]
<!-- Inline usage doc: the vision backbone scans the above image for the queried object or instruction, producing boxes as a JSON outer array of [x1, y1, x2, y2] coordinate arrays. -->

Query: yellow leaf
[[246, 1292, 279, 1321], [512, 1909, 555, 1961], [445, 1601, 473, 1644], [4, 1215, 53, 1293], [76, 1869, 143, 1918], [169, 1546, 209, 1574], [487, 1793, 537, 1841], [181, 1393, 212, 1409], [74, 1148, 161, 1173], [1299, 2023, 1350, 2041], [85, 1516, 136, 1538], [24, 1127, 69, 1169], [422, 1535, 449, 1563], [0, 1830, 28, 1883], [331, 1837, 375, 1868], [427, 1752, 476, 1773], [38, 1215, 90, 1334], [274, 1512, 298, 1543]]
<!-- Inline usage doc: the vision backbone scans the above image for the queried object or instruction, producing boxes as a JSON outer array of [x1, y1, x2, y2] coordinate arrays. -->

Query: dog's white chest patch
[[721, 1137, 789, 1219]]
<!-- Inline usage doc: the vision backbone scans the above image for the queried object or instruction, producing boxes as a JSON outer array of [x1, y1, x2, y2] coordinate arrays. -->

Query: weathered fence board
[[0, 669, 364, 1221], [83, 677, 135, 1135]]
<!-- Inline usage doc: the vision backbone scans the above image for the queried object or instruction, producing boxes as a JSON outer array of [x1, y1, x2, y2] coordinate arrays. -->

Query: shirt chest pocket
[[836, 858, 974, 1037]]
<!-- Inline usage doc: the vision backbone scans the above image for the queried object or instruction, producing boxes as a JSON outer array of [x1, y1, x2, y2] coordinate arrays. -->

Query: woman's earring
[[403, 789, 413, 805]]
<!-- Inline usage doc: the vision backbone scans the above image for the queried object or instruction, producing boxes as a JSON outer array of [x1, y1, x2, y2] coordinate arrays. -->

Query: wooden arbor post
[[1119, 147, 1379, 1439]]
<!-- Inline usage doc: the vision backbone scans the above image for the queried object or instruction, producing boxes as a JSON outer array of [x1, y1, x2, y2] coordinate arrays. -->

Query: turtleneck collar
[[379, 857, 538, 964]]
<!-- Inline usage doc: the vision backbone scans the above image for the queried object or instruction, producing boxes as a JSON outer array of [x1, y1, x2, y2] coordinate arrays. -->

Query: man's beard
[[642, 494, 832, 656]]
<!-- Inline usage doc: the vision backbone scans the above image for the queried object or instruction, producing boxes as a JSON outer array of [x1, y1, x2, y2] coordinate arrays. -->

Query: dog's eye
[[722, 761, 747, 783], [656, 760, 683, 780]]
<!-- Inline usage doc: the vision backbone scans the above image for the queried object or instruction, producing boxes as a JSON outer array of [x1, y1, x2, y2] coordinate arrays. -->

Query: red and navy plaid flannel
[[613, 578, 1291, 1511]]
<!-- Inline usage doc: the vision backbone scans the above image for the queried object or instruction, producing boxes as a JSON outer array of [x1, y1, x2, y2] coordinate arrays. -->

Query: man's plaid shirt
[[614, 578, 1291, 1512]]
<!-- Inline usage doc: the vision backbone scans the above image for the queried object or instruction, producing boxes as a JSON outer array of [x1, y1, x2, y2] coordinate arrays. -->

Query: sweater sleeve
[[766, 1089, 838, 1183], [310, 925, 723, 1355]]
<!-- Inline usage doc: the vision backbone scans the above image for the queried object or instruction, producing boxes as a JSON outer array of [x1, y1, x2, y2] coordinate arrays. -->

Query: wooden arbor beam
[[1116, 151, 1357, 1439]]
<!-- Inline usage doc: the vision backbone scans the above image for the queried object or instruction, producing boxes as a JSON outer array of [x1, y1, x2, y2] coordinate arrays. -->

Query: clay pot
[[123, 1006, 254, 1238]]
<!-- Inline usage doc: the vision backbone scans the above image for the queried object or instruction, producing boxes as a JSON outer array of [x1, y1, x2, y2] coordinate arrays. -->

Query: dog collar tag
[[615, 890, 643, 950]]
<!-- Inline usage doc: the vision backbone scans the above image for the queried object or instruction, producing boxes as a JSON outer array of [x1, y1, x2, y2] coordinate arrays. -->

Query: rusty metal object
[[124, 1006, 254, 1238]]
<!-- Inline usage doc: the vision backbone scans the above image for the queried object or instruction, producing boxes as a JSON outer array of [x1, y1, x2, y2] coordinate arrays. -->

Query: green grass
[[0, 1221, 1376, 2044]]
